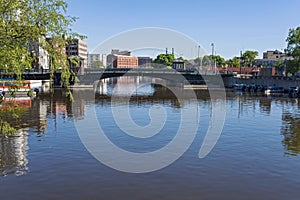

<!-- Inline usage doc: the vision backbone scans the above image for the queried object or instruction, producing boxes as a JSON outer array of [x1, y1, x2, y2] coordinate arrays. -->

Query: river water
[[1, 79, 300, 200]]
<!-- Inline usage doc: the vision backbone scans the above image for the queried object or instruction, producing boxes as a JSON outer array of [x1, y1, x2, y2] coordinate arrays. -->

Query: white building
[[88, 54, 107, 68], [29, 37, 49, 71], [38, 44, 49, 71]]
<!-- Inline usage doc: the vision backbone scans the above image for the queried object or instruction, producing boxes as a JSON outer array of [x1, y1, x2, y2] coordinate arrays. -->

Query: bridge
[[76, 68, 234, 86], [0, 68, 234, 87]]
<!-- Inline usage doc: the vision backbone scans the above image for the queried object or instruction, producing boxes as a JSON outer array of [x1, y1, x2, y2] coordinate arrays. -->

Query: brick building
[[113, 55, 138, 68]]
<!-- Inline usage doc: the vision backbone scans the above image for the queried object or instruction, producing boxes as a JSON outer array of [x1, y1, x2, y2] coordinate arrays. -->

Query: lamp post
[[284, 59, 287, 77], [197, 45, 201, 71], [240, 50, 243, 76], [211, 43, 215, 74]]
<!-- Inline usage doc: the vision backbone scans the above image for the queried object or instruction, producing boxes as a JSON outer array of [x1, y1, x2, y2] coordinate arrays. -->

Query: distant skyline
[[66, 0, 300, 59]]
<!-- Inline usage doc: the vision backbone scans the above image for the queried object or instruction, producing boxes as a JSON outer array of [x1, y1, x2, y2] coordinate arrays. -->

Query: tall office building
[[65, 39, 88, 73]]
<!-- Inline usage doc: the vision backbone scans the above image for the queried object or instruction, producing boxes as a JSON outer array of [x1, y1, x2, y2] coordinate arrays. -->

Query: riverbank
[[235, 76, 300, 89]]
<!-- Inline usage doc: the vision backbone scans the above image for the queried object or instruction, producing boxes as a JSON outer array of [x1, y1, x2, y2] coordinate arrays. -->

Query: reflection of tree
[[259, 97, 271, 114], [281, 112, 300, 156]]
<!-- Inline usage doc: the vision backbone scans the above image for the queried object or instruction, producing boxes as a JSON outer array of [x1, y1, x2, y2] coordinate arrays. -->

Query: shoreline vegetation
[[0, 0, 84, 136]]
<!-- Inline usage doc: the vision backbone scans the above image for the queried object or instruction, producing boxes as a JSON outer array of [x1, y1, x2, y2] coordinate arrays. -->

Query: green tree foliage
[[202, 55, 213, 66], [274, 58, 283, 75], [0, 101, 25, 136], [214, 55, 226, 67], [92, 60, 104, 68], [226, 57, 240, 67], [242, 50, 258, 67], [0, 0, 83, 136], [285, 27, 300, 73], [201, 55, 225, 67], [194, 57, 202, 65], [0, 0, 84, 80], [286, 60, 299, 75], [153, 54, 175, 67], [177, 56, 188, 62]]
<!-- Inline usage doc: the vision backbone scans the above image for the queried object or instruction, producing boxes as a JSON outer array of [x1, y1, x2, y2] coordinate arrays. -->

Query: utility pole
[[240, 50, 243, 75], [211, 43, 215, 74], [197, 45, 201, 71], [198, 45, 200, 61]]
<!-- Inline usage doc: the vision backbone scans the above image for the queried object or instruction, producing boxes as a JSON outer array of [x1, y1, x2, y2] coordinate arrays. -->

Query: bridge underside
[[0, 69, 234, 87], [77, 72, 233, 87]]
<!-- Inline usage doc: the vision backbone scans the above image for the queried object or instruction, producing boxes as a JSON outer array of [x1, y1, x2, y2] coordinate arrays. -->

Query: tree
[[274, 58, 283, 75], [285, 27, 300, 73], [202, 55, 214, 66], [0, 0, 84, 80], [226, 57, 240, 68], [92, 60, 104, 68], [242, 50, 258, 67], [214, 55, 226, 67], [194, 57, 202, 65], [153, 54, 175, 67], [200, 55, 225, 67], [0, 0, 83, 136], [286, 60, 299, 75]]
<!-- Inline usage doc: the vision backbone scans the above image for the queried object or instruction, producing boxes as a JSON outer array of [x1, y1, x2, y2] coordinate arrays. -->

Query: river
[[1, 79, 300, 200]]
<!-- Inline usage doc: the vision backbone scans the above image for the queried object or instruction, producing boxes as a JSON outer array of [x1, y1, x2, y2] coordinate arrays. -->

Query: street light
[[197, 45, 201, 71], [211, 43, 215, 74]]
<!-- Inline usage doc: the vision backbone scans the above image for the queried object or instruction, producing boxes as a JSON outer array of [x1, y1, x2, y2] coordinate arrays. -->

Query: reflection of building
[[259, 98, 271, 114], [0, 133, 29, 176]]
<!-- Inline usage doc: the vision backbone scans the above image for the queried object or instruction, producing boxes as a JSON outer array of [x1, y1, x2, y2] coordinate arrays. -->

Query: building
[[254, 58, 277, 67], [65, 39, 88, 74], [263, 50, 285, 59], [113, 55, 138, 68], [138, 57, 152, 67], [106, 49, 132, 68], [172, 60, 185, 70], [46, 37, 67, 71], [111, 49, 131, 56], [88, 54, 107, 68], [29, 37, 49, 72]]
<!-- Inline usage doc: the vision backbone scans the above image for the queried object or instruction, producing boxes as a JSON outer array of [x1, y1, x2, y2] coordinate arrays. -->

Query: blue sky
[[66, 0, 300, 59]]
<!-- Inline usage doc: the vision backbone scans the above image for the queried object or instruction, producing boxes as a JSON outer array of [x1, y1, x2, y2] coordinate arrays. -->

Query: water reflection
[[0, 133, 28, 176], [2, 80, 300, 177], [281, 100, 300, 156]]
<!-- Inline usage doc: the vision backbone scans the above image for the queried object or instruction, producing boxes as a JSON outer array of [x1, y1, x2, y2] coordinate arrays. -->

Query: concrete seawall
[[235, 77, 300, 89]]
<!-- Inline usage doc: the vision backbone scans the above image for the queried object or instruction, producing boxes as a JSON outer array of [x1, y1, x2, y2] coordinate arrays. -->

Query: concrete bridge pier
[[42, 80, 51, 93], [94, 79, 108, 95]]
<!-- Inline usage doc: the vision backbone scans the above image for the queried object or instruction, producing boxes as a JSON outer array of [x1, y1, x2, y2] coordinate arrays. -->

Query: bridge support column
[[42, 80, 51, 93]]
